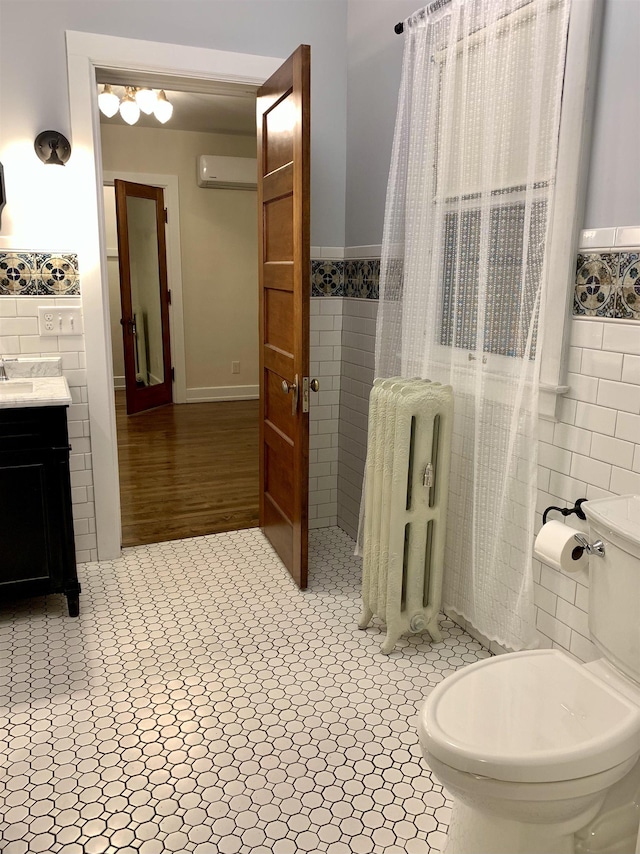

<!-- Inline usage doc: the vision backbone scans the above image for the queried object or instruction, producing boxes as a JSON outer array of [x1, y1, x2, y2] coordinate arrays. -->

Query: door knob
[[281, 375, 299, 415], [310, 379, 319, 392]]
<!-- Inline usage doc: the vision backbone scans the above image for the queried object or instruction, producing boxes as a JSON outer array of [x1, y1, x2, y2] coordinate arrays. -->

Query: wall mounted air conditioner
[[197, 155, 257, 190]]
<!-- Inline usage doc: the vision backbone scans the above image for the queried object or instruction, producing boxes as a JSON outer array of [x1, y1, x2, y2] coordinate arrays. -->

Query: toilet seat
[[419, 649, 640, 784]]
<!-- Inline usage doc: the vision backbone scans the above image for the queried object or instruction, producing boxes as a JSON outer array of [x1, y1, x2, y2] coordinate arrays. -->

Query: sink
[[0, 381, 34, 394]]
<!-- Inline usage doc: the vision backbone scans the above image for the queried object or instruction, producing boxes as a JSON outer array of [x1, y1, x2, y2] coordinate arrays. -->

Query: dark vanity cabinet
[[0, 405, 81, 616]]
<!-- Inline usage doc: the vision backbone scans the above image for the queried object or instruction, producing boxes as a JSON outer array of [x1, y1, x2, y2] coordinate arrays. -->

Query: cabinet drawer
[[0, 406, 69, 451]]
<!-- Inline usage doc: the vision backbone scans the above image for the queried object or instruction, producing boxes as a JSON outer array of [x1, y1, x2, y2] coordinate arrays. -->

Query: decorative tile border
[[574, 251, 640, 320], [311, 258, 379, 299], [0, 252, 80, 296], [311, 259, 344, 296]]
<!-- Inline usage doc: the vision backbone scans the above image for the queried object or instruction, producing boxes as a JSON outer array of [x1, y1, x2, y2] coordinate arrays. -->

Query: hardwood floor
[[115, 392, 259, 547]]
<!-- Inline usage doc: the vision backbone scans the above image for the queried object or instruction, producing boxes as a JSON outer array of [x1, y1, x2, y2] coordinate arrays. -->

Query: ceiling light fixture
[[98, 84, 120, 118], [135, 87, 157, 115], [153, 90, 174, 124], [119, 87, 141, 126], [97, 84, 173, 126]]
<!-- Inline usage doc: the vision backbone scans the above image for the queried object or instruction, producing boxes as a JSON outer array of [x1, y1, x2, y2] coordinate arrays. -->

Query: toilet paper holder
[[573, 533, 605, 558], [542, 497, 588, 526]]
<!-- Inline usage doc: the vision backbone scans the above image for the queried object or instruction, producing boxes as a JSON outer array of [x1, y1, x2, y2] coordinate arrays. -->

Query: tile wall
[[308, 297, 342, 529], [310, 251, 381, 536], [331, 231, 640, 663], [535, 228, 640, 660], [337, 297, 378, 539], [0, 281, 97, 565]]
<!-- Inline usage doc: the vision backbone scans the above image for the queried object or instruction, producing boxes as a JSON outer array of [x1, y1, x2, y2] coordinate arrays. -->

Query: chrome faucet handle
[[0, 355, 8, 382], [574, 533, 605, 558]]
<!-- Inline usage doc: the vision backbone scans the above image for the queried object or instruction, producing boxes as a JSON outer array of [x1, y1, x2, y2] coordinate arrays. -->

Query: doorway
[[98, 81, 261, 547]]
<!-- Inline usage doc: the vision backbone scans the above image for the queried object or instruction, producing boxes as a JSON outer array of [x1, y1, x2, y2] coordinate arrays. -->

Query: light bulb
[[98, 84, 119, 118], [153, 90, 173, 124], [135, 87, 157, 115], [119, 88, 140, 125]]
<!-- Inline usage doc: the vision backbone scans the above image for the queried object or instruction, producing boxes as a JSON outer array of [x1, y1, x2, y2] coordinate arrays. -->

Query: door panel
[[257, 45, 311, 588], [114, 180, 172, 415]]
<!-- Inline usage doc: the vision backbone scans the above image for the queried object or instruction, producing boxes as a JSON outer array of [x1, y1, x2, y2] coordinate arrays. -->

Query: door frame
[[66, 30, 282, 559], [103, 172, 187, 405]]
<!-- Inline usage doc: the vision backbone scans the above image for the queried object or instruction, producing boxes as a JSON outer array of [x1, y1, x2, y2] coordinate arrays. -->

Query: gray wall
[[344, 0, 640, 247], [0, 0, 348, 247], [345, 0, 416, 247], [583, 0, 640, 228]]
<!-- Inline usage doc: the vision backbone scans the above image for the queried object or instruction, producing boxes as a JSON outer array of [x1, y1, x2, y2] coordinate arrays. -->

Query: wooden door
[[257, 45, 311, 588], [114, 180, 172, 415]]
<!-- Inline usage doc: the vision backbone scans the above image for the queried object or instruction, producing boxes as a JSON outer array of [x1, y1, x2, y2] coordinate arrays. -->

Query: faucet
[[0, 356, 8, 382]]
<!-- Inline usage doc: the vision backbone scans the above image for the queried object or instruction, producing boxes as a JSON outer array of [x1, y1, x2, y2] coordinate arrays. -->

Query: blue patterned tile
[[344, 259, 380, 299], [311, 260, 343, 297], [0, 253, 37, 295], [573, 252, 618, 317], [36, 253, 80, 295], [617, 252, 640, 320]]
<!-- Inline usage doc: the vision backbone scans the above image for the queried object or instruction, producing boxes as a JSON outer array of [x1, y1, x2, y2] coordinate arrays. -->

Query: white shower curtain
[[370, 0, 571, 649]]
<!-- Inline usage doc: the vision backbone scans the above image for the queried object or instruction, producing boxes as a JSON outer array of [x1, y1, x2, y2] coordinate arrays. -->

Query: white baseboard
[[114, 375, 126, 390], [186, 384, 259, 403]]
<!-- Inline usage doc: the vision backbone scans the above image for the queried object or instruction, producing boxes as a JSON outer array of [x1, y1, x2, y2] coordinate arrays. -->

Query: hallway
[[0, 527, 490, 853], [115, 393, 259, 547]]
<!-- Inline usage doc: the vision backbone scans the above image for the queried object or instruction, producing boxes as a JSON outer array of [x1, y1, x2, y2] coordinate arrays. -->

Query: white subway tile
[[0, 299, 17, 317], [569, 320, 603, 350], [574, 401, 617, 436], [622, 354, 640, 385], [533, 583, 557, 616], [585, 484, 614, 501], [634, 446, 640, 474], [569, 631, 598, 663], [0, 316, 38, 336], [615, 226, 640, 246], [580, 348, 623, 381], [548, 471, 587, 502], [540, 564, 576, 604], [567, 347, 582, 373], [538, 442, 572, 475], [616, 411, 640, 442], [319, 299, 343, 315], [570, 454, 611, 490], [602, 323, 640, 355], [574, 584, 589, 613], [0, 336, 20, 353], [556, 598, 590, 638], [565, 372, 598, 403], [610, 466, 640, 495], [538, 419, 555, 443], [590, 433, 635, 468], [597, 379, 640, 414], [557, 397, 577, 425], [578, 228, 616, 249], [553, 422, 592, 455], [536, 610, 571, 649], [15, 298, 40, 316]]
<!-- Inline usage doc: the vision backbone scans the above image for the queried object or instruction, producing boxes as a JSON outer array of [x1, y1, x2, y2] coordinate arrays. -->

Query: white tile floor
[[0, 527, 491, 854]]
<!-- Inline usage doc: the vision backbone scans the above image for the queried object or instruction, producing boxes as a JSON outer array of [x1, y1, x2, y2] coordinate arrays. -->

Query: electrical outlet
[[38, 306, 83, 337], [231, 361, 240, 374]]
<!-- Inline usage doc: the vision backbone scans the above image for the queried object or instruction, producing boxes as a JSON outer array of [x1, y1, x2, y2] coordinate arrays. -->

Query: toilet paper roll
[[534, 521, 589, 573]]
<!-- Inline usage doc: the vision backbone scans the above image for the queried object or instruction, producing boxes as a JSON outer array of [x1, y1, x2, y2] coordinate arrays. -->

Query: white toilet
[[417, 494, 640, 854]]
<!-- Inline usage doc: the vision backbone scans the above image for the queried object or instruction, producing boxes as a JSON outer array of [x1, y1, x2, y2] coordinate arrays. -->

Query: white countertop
[[0, 376, 72, 408]]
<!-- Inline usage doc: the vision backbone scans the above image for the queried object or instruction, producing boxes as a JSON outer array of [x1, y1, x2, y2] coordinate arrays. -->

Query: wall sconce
[[0, 162, 5, 229], [34, 131, 71, 166]]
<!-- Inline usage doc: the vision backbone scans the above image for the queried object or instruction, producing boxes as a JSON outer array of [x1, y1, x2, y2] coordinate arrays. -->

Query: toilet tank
[[584, 495, 640, 684]]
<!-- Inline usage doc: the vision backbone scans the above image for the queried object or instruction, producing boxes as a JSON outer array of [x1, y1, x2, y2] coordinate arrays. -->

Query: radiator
[[359, 377, 453, 654]]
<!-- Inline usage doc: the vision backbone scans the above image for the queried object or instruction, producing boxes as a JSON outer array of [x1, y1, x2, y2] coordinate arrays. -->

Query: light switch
[[38, 306, 83, 337]]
